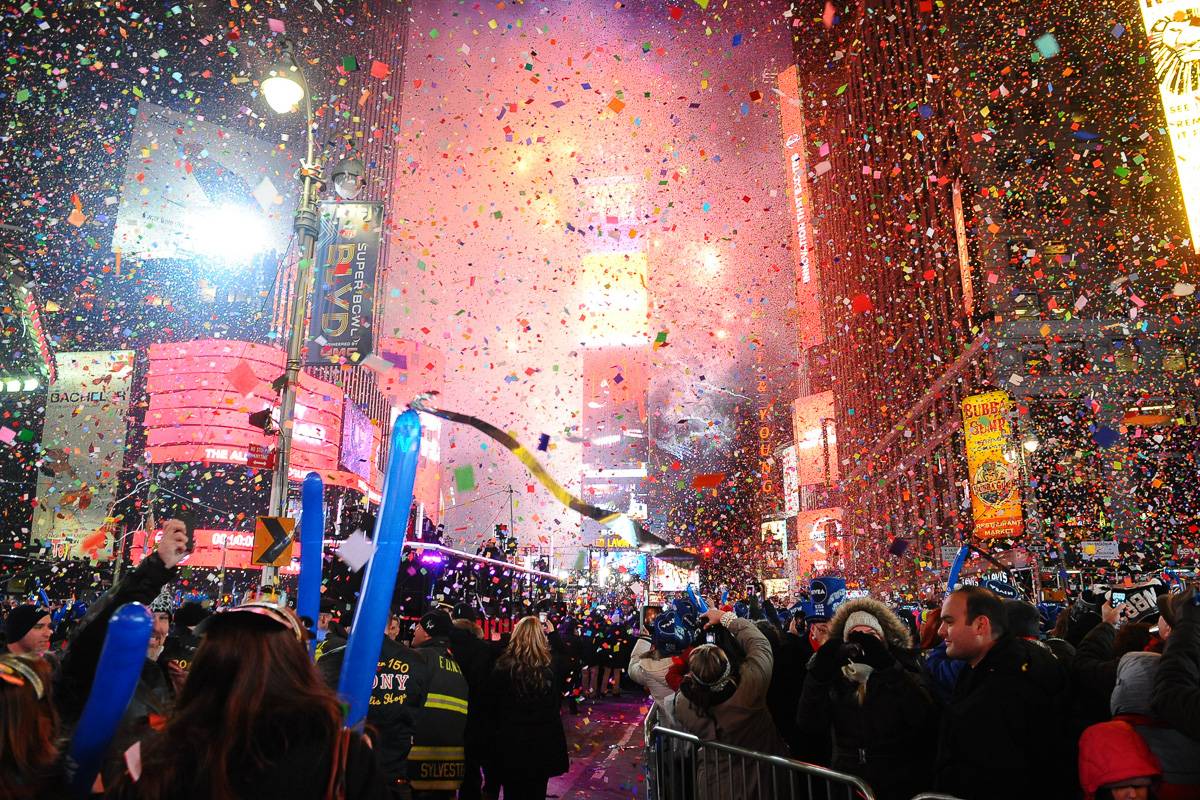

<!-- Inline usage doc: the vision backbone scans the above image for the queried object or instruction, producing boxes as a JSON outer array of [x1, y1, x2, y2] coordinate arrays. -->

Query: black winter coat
[[1071, 621, 1118, 729], [934, 636, 1073, 800], [767, 632, 810, 758], [1152, 592, 1200, 740], [317, 636, 428, 783], [479, 659, 570, 780], [109, 727, 389, 800], [797, 654, 938, 800], [447, 625, 495, 752]]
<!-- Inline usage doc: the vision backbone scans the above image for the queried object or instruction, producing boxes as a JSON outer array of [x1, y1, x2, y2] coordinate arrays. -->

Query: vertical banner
[[307, 201, 383, 366], [1139, 1, 1200, 252], [961, 390, 1024, 539], [777, 65, 824, 348], [31, 351, 136, 560]]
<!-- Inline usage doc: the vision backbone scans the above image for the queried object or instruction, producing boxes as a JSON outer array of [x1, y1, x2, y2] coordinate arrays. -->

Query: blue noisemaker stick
[[686, 583, 708, 613], [337, 410, 421, 728], [67, 603, 154, 797], [298, 472, 325, 656], [945, 544, 971, 594]]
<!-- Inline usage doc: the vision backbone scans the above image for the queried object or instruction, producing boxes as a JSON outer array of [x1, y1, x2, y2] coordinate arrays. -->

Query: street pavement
[[548, 692, 650, 799]]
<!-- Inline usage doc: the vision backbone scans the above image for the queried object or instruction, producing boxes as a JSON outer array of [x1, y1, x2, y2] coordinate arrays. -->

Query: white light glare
[[189, 205, 272, 266]]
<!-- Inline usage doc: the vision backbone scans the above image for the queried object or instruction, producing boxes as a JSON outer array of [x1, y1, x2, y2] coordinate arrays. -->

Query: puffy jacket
[[409, 636, 469, 791], [1111, 650, 1200, 799], [1078, 720, 1161, 800], [672, 617, 787, 799], [934, 636, 1073, 799], [796, 598, 939, 800], [317, 636, 429, 783]]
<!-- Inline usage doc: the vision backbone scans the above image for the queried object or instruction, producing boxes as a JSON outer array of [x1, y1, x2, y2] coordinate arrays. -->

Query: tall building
[[790, 0, 1200, 592]]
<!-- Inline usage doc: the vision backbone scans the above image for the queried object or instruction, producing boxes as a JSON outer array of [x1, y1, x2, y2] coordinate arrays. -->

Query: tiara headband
[[691, 644, 735, 692], [0, 655, 45, 699]]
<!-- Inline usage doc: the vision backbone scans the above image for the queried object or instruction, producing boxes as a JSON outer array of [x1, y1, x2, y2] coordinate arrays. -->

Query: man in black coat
[[934, 586, 1072, 800], [1152, 587, 1200, 739], [447, 605, 496, 800], [317, 631, 431, 796]]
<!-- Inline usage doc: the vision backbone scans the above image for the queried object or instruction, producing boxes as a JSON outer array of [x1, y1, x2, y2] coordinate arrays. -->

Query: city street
[[550, 694, 649, 800]]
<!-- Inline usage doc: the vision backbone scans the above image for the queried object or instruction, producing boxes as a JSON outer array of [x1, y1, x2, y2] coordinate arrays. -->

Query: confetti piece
[[455, 465, 477, 492]]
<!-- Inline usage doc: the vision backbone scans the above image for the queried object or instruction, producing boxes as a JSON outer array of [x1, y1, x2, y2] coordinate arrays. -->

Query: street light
[[258, 39, 364, 585], [261, 42, 306, 114]]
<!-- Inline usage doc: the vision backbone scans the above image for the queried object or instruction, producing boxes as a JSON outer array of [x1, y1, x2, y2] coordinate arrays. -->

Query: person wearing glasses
[[109, 602, 389, 799]]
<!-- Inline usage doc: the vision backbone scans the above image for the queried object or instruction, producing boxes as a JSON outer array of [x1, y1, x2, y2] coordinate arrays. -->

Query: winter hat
[[4, 605, 49, 645], [1078, 720, 1161, 800], [843, 610, 884, 640], [419, 610, 452, 639], [174, 602, 210, 629], [1111, 652, 1160, 717]]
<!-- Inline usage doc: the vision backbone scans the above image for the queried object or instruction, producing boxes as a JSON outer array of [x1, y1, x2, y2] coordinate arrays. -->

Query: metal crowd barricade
[[909, 795, 966, 799], [651, 726, 876, 800]]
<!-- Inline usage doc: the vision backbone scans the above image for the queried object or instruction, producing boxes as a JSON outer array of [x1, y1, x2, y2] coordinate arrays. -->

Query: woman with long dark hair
[[0, 654, 67, 799], [108, 602, 388, 800], [479, 616, 569, 799]]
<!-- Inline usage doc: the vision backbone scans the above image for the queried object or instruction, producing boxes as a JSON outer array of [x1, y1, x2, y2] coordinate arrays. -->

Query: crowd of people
[[4, 513, 1200, 800], [628, 577, 1200, 800], [0, 516, 580, 799]]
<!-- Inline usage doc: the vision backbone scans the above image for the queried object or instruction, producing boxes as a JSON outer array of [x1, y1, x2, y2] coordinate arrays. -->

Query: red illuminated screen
[[145, 340, 343, 474], [129, 528, 300, 573]]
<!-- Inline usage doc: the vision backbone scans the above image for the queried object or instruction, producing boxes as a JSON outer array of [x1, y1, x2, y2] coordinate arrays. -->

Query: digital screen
[[341, 399, 374, 482], [590, 549, 648, 580], [144, 340, 344, 474]]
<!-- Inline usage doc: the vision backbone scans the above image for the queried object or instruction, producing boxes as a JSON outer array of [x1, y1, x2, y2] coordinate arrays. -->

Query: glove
[[845, 631, 895, 670], [808, 637, 845, 681]]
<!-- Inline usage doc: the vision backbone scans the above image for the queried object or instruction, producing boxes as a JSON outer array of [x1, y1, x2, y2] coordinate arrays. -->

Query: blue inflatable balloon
[[297, 472, 325, 655], [337, 410, 421, 728], [67, 603, 153, 796], [946, 544, 971, 594]]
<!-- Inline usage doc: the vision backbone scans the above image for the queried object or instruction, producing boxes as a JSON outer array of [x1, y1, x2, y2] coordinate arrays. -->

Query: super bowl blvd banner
[[31, 351, 136, 560], [306, 201, 383, 366], [961, 390, 1024, 539]]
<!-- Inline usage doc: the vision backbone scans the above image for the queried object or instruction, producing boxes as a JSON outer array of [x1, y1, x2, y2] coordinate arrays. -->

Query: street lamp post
[[1007, 413, 1044, 602], [259, 40, 365, 586]]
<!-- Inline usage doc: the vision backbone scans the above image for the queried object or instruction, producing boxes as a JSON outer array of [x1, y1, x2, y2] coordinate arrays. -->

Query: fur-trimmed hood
[[828, 597, 913, 651]]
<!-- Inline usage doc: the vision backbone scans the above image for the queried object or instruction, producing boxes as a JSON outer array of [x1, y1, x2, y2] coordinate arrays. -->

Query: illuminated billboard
[[777, 65, 824, 347], [129, 528, 300, 573], [793, 392, 839, 486], [341, 400, 376, 482], [112, 102, 293, 262], [1140, 3, 1200, 251], [143, 340, 378, 494], [31, 351, 136, 560], [961, 390, 1023, 539]]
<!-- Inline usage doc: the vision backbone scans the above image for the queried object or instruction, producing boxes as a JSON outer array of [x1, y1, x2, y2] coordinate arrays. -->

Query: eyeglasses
[[0, 655, 45, 699]]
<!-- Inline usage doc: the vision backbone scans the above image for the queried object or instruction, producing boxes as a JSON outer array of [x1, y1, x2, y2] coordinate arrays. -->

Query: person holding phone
[[1071, 595, 1137, 731]]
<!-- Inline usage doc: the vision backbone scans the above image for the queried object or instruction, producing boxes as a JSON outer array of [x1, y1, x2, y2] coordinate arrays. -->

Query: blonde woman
[[479, 616, 569, 799]]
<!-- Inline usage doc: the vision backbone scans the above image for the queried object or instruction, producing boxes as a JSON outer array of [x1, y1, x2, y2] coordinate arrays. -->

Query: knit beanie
[[5, 605, 49, 644], [843, 610, 884, 640]]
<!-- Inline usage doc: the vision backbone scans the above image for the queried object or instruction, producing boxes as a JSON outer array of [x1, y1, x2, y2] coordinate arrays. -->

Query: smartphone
[[704, 631, 717, 644], [538, 612, 547, 623], [1110, 590, 1127, 605]]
